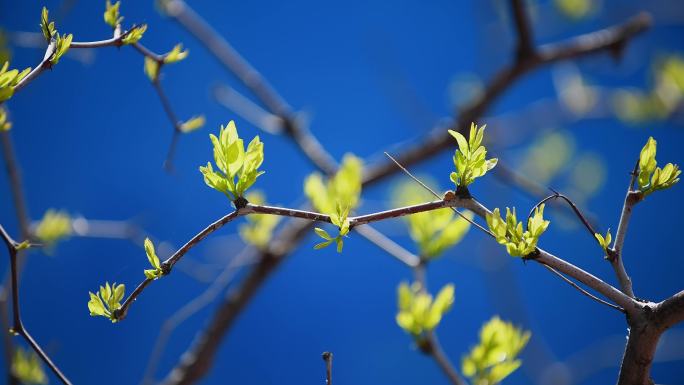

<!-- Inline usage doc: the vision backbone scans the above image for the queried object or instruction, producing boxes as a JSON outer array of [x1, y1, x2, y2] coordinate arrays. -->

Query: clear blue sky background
[[1, 1, 683, 384]]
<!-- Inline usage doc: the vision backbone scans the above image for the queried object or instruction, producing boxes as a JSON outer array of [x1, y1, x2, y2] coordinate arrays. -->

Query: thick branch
[[510, 0, 536, 60], [362, 13, 650, 185]]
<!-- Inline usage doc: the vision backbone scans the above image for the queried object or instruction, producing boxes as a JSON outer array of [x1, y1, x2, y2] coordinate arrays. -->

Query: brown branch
[[141, 249, 255, 385], [0, 225, 72, 385], [157, 7, 651, 385], [354, 225, 420, 267], [539, 263, 624, 312], [361, 12, 651, 186], [160, 0, 290, 116], [510, 0, 536, 60], [461, 198, 637, 312], [322, 352, 333, 385], [115, 210, 245, 321], [424, 332, 468, 385], [607, 164, 641, 297]]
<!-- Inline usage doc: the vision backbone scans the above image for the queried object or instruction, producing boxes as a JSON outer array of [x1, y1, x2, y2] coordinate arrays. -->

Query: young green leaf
[[486, 204, 549, 257], [34, 209, 71, 248], [104, 1, 123, 28], [636, 137, 681, 196], [0, 62, 32, 102], [163, 43, 188, 64], [595, 229, 612, 252], [143, 237, 163, 279], [304, 154, 362, 252], [11, 347, 47, 385], [121, 24, 147, 45], [449, 122, 497, 188], [39, 7, 56, 41], [87, 282, 125, 322], [144, 57, 160, 82], [395, 281, 455, 338], [199, 121, 265, 201], [462, 316, 531, 385], [392, 179, 473, 259], [179, 115, 205, 133], [0, 107, 11, 131], [50, 33, 72, 65]]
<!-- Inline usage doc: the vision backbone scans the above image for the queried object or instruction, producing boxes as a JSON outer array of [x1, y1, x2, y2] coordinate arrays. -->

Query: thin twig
[[0, 225, 72, 385], [528, 190, 598, 239], [354, 225, 420, 267], [115, 210, 245, 320], [540, 263, 624, 312], [322, 352, 333, 385], [425, 332, 468, 385], [384, 152, 493, 237]]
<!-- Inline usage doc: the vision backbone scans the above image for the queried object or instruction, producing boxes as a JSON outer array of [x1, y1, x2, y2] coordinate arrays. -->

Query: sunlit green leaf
[[461, 316, 531, 385], [104, 1, 123, 28]]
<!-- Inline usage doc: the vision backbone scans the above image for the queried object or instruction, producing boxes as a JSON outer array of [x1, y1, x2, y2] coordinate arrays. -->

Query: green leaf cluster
[[449, 123, 498, 188], [312, 206, 349, 253], [143, 237, 163, 279], [304, 154, 362, 252], [34, 209, 71, 247], [462, 316, 530, 385], [396, 281, 454, 337], [486, 204, 550, 257], [392, 179, 472, 259], [39, 7, 72, 65], [104, 1, 123, 27], [594, 229, 612, 252], [87, 282, 125, 322], [11, 347, 47, 385], [199, 120, 265, 201], [0, 107, 11, 131], [179, 115, 205, 133], [637, 137, 680, 196], [0, 62, 31, 102], [122, 25, 147, 45], [238, 191, 280, 249]]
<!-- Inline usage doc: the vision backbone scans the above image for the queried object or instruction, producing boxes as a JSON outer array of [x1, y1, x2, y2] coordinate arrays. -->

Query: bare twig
[[539, 264, 624, 312], [115, 210, 245, 321], [322, 352, 333, 385], [0, 225, 72, 385], [528, 190, 598, 240], [354, 225, 420, 267]]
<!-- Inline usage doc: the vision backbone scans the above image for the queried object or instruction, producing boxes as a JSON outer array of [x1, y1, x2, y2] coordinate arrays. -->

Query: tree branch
[[0, 225, 72, 385], [608, 179, 641, 298], [510, 0, 536, 61], [361, 12, 651, 185]]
